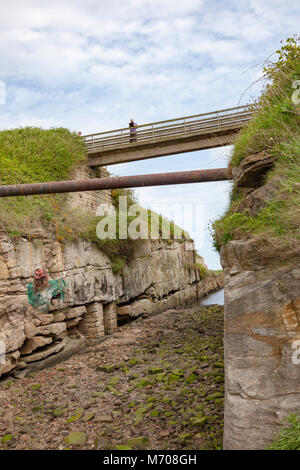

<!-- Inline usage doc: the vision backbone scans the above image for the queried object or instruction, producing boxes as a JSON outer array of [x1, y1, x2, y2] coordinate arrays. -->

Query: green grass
[[0, 127, 85, 236], [230, 37, 300, 168], [185, 262, 209, 279], [268, 414, 300, 450], [212, 136, 300, 252], [231, 92, 299, 168], [209, 269, 223, 277], [0, 126, 85, 184]]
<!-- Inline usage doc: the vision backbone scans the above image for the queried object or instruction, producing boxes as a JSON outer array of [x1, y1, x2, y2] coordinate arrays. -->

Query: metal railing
[[83, 104, 256, 154]]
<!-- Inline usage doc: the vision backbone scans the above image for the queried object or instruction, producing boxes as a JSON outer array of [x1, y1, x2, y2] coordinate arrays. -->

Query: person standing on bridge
[[129, 118, 137, 143]]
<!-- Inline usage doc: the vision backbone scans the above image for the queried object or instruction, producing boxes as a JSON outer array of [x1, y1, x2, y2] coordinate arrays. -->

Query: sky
[[0, 0, 299, 268]]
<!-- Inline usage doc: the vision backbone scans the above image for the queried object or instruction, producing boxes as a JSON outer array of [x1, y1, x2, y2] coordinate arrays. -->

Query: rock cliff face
[[221, 152, 300, 449], [0, 229, 223, 379]]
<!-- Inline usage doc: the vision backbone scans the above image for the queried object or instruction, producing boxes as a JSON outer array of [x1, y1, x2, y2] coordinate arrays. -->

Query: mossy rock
[[32, 405, 43, 412], [136, 378, 152, 388], [31, 384, 42, 390], [94, 435, 109, 450], [115, 445, 132, 450], [185, 373, 198, 384], [4, 380, 13, 388], [96, 365, 115, 372], [190, 417, 207, 427], [172, 369, 185, 377], [126, 436, 149, 449], [154, 373, 166, 382], [105, 385, 120, 395], [213, 361, 224, 368], [1, 434, 13, 444], [134, 415, 144, 426], [128, 357, 139, 366], [166, 373, 181, 385], [146, 397, 156, 403], [135, 407, 147, 415], [214, 376, 224, 383], [199, 356, 210, 362], [179, 432, 192, 442], [52, 407, 66, 417], [82, 412, 95, 422], [128, 373, 139, 381], [134, 407, 147, 425], [205, 392, 223, 402], [145, 401, 154, 409], [109, 376, 119, 386], [66, 413, 82, 423], [162, 397, 172, 403], [92, 392, 104, 398], [148, 366, 163, 375], [64, 431, 87, 446], [168, 420, 177, 426], [195, 404, 204, 411], [174, 349, 184, 354]]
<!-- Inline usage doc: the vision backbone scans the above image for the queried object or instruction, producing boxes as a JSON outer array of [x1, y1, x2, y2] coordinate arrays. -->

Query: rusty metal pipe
[[0, 168, 231, 198]]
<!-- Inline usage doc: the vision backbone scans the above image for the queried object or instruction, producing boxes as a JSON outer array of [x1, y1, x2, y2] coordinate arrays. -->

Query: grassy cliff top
[[212, 37, 300, 254], [230, 37, 300, 168], [0, 126, 87, 238], [0, 126, 85, 185]]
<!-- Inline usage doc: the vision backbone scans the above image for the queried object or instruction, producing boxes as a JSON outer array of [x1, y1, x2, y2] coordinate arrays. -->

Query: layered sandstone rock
[[222, 152, 300, 450], [0, 230, 223, 378]]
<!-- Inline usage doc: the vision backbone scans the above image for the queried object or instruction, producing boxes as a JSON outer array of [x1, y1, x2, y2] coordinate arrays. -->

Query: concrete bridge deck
[[84, 105, 255, 167]]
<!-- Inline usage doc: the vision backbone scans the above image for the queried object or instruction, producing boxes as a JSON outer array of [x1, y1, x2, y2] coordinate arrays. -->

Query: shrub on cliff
[[212, 37, 300, 253], [77, 187, 190, 272], [231, 36, 300, 167]]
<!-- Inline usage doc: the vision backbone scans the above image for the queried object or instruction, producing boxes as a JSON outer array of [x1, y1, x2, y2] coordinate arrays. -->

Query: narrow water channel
[[200, 289, 224, 306]]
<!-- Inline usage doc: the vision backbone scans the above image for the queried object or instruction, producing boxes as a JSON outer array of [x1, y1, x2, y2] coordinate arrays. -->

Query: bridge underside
[[88, 127, 240, 167]]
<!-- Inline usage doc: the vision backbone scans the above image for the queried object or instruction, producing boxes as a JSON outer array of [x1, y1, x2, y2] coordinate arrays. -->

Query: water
[[200, 288, 224, 306]]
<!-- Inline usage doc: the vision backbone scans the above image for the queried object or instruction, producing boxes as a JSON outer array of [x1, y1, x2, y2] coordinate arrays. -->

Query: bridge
[[0, 104, 255, 198], [84, 105, 255, 167]]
